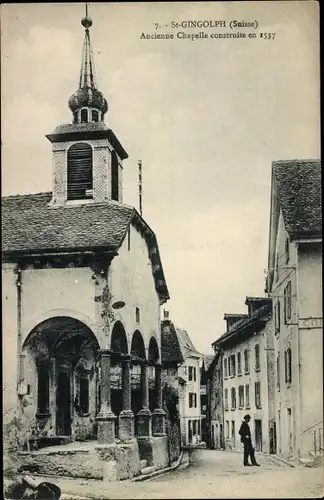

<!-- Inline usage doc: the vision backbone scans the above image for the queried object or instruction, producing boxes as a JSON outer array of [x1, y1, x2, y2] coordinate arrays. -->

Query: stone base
[[136, 408, 152, 437], [14, 440, 141, 481], [118, 410, 134, 441], [96, 412, 116, 444], [137, 436, 168, 469], [152, 408, 167, 436]]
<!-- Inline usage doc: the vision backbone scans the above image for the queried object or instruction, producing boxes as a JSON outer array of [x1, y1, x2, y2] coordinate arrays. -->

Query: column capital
[[120, 354, 131, 362], [96, 348, 111, 360]]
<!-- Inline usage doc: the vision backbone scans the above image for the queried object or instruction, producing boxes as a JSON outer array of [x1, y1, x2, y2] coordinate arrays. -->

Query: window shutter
[[67, 143, 93, 200]]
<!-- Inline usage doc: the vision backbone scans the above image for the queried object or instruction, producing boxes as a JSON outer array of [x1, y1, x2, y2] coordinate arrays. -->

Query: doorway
[[56, 371, 72, 436], [255, 419, 262, 452]]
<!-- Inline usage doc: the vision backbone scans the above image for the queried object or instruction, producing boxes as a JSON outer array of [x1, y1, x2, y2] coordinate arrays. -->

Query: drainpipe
[[295, 243, 302, 458], [16, 264, 26, 400]]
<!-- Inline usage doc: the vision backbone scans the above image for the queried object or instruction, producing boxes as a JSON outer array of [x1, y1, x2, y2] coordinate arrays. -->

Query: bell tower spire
[[47, 4, 128, 207], [68, 4, 108, 124]]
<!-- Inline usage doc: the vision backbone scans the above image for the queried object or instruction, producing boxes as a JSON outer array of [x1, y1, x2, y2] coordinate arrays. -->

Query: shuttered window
[[111, 151, 119, 201], [67, 143, 93, 200]]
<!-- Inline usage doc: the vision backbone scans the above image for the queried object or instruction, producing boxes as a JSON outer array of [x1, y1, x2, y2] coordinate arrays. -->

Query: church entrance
[[22, 316, 100, 445], [56, 371, 72, 436]]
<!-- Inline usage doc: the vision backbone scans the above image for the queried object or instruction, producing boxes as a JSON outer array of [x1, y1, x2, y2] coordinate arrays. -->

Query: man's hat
[[244, 414, 251, 420]]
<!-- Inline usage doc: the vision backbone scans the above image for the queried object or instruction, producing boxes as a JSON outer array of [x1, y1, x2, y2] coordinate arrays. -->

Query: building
[[266, 159, 323, 461], [2, 12, 172, 480], [161, 314, 202, 447], [201, 352, 224, 450], [212, 297, 275, 454], [200, 355, 214, 445]]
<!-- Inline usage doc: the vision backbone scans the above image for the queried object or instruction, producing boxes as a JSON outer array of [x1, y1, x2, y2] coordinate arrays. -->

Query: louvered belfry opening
[[67, 142, 93, 200], [111, 150, 119, 201]]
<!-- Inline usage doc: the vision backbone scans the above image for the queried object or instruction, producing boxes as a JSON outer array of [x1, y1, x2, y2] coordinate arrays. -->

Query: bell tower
[[46, 7, 128, 206]]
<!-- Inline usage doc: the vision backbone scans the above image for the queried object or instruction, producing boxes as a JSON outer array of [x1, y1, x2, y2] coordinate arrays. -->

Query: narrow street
[[24, 449, 323, 499]]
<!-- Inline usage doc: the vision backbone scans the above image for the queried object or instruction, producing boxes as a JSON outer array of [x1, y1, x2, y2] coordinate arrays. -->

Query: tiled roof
[[212, 303, 272, 347], [161, 321, 184, 366], [46, 123, 128, 159], [2, 191, 169, 302], [176, 328, 201, 360], [273, 159, 322, 239], [2, 192, 132, 253]]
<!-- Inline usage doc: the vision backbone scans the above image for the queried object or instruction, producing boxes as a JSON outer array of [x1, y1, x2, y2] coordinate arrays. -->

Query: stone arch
[[23, 316, 100, 356], [23, 309, 104, 348], [148, 336, 160, 364], [131, 330, 146, 361], [110, 321, 128, 355]]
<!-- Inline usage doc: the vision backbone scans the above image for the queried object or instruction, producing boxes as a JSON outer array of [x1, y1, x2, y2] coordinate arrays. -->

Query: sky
[[1, 2, 320, 354]]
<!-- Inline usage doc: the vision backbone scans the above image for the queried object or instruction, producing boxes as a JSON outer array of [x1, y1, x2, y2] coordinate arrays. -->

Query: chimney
[[163, 309, 170, 320]]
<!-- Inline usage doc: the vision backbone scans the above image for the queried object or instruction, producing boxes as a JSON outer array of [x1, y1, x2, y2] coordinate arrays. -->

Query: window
[[284, 347, 292, 384], [245, 384, 250, 409], [276, 354, 280, 391], [67, 142, 93, 200], [284, 281, 292, 324], [237, 352, 242, 375], [226, 420, 230, 439], [231, 387, 236, 409], [275, 252, 279, 281], [255, 344, 260, 371], [244, 349, 250, 374], [79, 375, 89, 414], [37, 363, 50, 415], [238, 385, 244, 408], [285, 236, 290, 264], [189, 367, 196, 382], [224, 388, 229, 410], [230, 354, 236, 377], [91, 110, 99, 122], [111, 150, 119, 201], [189, 392, 197, 408], [255, 381, 261, 408], [135, 307, 140, 323], [224, 358, 228, 378], [275, 299, 281, 334], [81, 108, 88, 123], [231, 421, 235, 446]]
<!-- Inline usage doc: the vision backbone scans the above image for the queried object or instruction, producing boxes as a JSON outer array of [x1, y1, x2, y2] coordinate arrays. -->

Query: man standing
[[238, 414, 260, 466]]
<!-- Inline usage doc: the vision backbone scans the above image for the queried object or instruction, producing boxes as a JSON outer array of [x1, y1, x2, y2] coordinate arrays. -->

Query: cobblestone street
[[18, 449, 322, 499]]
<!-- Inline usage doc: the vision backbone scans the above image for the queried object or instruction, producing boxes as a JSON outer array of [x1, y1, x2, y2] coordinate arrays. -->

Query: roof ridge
[[2, 191, 52, 200]]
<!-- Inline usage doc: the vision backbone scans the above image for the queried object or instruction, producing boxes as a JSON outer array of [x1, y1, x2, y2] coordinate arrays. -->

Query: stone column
[[136, 361, 152, 437], [118, 355, 134, 441], [96, 349, 116, 444], [152, 364, 167, 436]]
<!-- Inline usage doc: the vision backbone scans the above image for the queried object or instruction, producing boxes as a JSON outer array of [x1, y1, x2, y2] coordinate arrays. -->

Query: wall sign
[[299, 317, 323, 329]]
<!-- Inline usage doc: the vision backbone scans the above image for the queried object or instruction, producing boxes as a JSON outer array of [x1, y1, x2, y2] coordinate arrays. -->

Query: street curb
[[132, 450, 188, 482], [260, 453, 296, 468]]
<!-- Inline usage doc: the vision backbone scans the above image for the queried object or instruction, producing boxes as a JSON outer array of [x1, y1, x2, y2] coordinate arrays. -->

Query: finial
[[81, 3, 92, 29]]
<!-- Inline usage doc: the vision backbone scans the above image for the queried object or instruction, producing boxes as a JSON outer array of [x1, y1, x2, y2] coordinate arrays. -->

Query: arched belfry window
[[67, 143, 93, 200], [91, 110, 99, 122], [111, 151, 119, 201], [81, 109, 88, 123]]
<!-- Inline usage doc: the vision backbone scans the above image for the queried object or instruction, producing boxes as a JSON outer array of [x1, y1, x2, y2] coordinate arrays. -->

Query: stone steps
[[140, 465, 157, 475], [140, 459, 147, 469]]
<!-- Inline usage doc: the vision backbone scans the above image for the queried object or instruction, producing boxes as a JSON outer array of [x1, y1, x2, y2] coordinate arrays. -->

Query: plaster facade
[[221, 318, 274, 454], [271, 210, 323, 459]]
